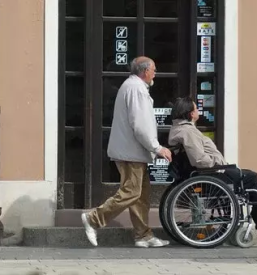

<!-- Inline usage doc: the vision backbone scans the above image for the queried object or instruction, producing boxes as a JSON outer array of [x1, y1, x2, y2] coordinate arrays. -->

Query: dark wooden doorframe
[[57, 0, 225, 210], [57, 0, 66, 210], [216, 0, 225, 154], [89, 0, 195, 207], [83, 0, 94, 209]]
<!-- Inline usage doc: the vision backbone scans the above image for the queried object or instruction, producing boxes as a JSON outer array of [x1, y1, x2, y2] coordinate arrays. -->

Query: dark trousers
[[224, 169, 257, 226], [224, 169, 257, 201]]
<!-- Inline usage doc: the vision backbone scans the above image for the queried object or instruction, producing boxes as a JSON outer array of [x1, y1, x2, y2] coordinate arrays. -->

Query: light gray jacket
[[168, 119, 226, 168], [107, 75, 161, 163]]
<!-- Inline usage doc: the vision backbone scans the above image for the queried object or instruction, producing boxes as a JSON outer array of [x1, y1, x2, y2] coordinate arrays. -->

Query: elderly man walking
[[82, 56, 172, 248]]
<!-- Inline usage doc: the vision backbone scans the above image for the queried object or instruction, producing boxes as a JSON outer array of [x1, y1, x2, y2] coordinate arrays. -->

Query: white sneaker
[[135, 237, 170, 248], [81, 213, 98, 246]]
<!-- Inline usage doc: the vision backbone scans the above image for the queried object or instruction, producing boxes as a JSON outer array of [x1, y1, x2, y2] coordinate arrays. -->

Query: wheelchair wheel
[[227, 224, 241, 246], [159, 183, 181, 243], [235, 227, 256, 248], [167, 176, 240, 248]]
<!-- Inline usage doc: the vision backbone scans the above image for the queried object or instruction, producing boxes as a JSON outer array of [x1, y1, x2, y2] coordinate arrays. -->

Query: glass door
[[90, 0, 191, 206], [58, 0, 224, 209]]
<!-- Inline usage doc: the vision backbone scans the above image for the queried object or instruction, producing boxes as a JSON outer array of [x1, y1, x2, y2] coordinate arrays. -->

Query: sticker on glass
[[201, 36, 211, 63], [201, 81, 212, 90], [116, 53, 127, 65], [153, 108, 172, 126], [154, 108, 172, 115], [198, 0, 214, 17], [116, 40, 128, 52], [154, 158, 169, 166], [198, 0, 206, 6], [198, 94, 215, 107], [197, 63, 214, 72], [197, 22, 216, 36], [116, 26, 128, 38]]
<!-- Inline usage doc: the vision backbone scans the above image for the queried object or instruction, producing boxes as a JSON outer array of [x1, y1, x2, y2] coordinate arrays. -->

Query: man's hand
[[157, 147, 172, 162]]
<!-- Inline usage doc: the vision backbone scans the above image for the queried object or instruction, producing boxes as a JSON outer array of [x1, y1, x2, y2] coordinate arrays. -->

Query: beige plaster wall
[[238, 1, 257, 171], [0, 0, 44, 180]]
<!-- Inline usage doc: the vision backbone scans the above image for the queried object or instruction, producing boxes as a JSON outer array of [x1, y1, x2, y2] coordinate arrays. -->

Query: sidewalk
[[0, 246, 257, 275]]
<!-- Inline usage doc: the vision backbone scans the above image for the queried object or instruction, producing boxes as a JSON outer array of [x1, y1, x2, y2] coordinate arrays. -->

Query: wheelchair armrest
[[197, 164, 237, 172], [168, 145, 181, 153]]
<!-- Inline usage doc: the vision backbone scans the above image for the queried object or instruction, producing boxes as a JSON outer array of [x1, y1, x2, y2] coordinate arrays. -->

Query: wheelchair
[[159, 146, 257, 248]]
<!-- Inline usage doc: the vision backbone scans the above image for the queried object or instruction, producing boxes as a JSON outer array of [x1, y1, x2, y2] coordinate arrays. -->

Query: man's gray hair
[[130, 58, 152, 75]]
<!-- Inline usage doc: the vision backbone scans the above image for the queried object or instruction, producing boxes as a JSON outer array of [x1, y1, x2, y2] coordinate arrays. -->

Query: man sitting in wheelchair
[[168, 97, 257, 229]]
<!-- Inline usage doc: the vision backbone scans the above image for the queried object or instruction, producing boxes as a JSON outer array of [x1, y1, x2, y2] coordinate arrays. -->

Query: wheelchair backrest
[[168, 145, 195, 181], [168, 145, 241, 191]]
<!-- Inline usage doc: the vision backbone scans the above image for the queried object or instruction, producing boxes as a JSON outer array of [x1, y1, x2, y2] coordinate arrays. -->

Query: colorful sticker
[[201, 81, 212, 90], [197, 22, 216, 36], [201, 36, 211, 62], [197, 63, 215, 72]]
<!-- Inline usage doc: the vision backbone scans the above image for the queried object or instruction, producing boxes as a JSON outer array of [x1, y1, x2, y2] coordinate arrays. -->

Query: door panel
[[144, 23, 178, 72], [103, 0, 137, 17], [144, 0, 178, 17], [58, 0, 225, 209], [90, 0, 190, 206]]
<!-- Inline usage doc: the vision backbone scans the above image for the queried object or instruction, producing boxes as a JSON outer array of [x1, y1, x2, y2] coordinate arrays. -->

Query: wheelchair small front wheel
[[235, 227, 256, 248]]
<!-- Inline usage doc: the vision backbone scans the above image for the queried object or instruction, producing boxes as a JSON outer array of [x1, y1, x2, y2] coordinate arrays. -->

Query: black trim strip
[[137, 0, 144, 55], [197, 17, 216, 22], [65, 126, 84, 132], [102, 72, 178, 77], [84, 0, 94, 208], [65, 71, 84, 77], [65, 16, 84, 22], [102, 126, 216, 132], [216, 0, 225, 153], [102, 72, 130, 77], [57, 0, 66, 209], [189, 0, 197, 100], [91, 0, 103, 206], [102, 16, 137, 22], [143, 17, 178, 23]]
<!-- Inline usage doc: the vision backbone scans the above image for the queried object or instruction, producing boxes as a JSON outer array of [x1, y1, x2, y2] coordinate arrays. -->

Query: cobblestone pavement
[[0, 246, 257, 275]]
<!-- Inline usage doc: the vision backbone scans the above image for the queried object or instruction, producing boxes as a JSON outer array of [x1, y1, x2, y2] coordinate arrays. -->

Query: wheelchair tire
[[167, 176, 240, 248], [159, 183, 181, 243], [227, 224, 241, 246], [235, 227, 256, 248]]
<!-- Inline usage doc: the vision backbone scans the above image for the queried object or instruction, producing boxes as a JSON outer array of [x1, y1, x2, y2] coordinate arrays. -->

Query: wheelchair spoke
[[179, 191, 199, 211]]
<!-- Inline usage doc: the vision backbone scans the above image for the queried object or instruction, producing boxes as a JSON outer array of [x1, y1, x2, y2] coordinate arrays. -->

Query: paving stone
[[0, 247, 257, 275]]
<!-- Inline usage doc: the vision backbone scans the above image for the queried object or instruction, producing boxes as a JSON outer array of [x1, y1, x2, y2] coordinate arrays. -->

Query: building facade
[[0, 0, 256, 237]]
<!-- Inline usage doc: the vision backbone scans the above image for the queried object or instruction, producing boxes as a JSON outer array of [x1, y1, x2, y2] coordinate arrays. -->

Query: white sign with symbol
[[116, 40, 128, 52], [197, 62, 214, 72], [116, 53, 127, 65], [154, 108, 172, 115], [154, 158, 169, 166], [116, 26, 128, 38]]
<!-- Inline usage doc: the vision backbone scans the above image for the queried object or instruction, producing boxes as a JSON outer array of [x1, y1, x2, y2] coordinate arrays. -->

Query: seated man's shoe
[[81, 213, 98, 246], [135, 237, 170, 248]]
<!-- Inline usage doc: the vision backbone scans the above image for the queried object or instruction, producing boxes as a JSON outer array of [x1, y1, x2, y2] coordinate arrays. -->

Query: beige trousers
[[88, 161, 153, 240]]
